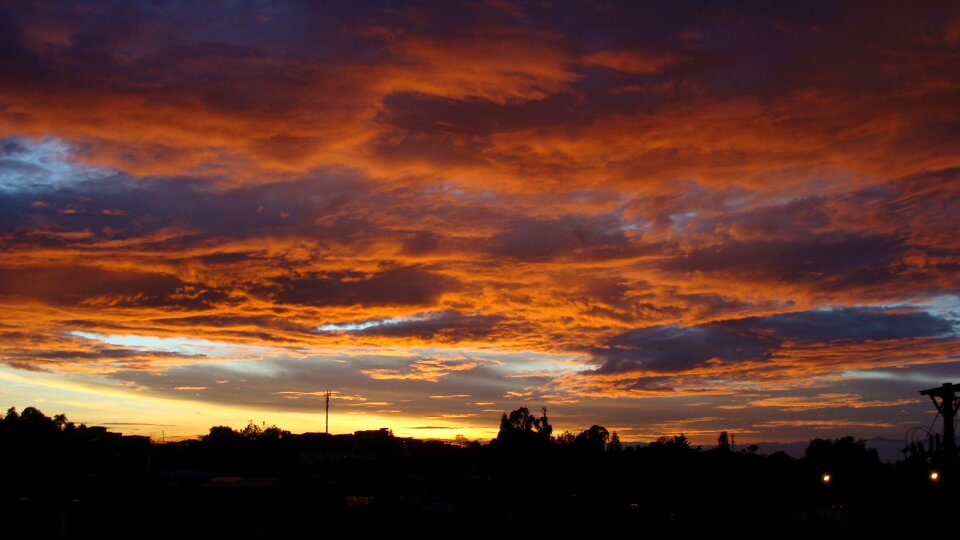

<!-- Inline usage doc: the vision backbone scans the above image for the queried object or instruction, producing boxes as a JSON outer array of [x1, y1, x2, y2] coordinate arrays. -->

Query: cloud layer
[[0, 1, 958, 441]]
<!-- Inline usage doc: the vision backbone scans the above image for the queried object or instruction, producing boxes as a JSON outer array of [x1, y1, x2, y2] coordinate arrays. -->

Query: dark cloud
[[0, 265, 238, 311], [151, 314, 315, 335], [0, 265, 181, 305], [401, 231, 441, 256], [268, 266, 457, 307], [488, 216, 638, 261], [597, 323, 774, 374], [0, 2, 381, 98], [369, 131, 489, 169], [709, 196, 834, 241], [378, 92, 581, 137], [0, 329, 204, 372], [744, 308, 954, 343], [0, 165, 386, 256], [594, 308, 956, 374], [320, 310, 505, 342], [656, 2, 957, 100], [821, 361, 960, 403], [662, 236, 903, 289], [3, 361, 50, 372]]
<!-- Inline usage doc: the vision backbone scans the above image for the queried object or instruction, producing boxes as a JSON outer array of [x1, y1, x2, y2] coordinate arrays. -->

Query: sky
[[0, 1, 959, 444]]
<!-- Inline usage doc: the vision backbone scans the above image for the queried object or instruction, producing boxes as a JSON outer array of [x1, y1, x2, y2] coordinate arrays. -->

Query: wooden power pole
[[324, 390, 332, 434], [920, 382, 960, 460]]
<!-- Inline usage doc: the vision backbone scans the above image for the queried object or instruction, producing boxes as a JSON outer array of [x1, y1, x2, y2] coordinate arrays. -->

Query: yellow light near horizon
[[822, 473, 831, 483], [0, 367, 499, 441], [930, 471, 939, 481]]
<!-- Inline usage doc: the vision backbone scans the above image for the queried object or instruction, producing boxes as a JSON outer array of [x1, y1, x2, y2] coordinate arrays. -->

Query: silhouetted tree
[[260, 425, 284, 440], [607, 431, 622, 453], [493, 406, 552, 449], [555, 430, 576, 445], [717, 431, 731, 451], [805, 436, 879, 468], [240, 420, 263, 439], [20, 406, 50, 424], [204, 425, 244, 444], [650, 433, 693, 453], [538, 407, 552, 439], [575, 425, 610, 455], [499, 407, 550, 435]]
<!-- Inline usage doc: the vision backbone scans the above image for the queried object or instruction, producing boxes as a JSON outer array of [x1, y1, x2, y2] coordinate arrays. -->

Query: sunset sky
[[1, 1, 959, 444]]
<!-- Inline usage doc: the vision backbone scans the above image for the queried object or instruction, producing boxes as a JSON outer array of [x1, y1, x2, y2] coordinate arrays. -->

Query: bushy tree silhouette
[[240, 420, 263, 439], [717, 431, 731, 452], [492, 407, 552, 450], [804, 436, 879, 466], [649, 433, 694, 455], [574, 425, 610, 455], [607, 431, 622, 453], [204, 425, 244, 444]]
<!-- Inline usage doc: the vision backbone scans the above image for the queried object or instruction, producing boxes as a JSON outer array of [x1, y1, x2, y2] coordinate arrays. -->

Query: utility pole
[[919, 382, 960, 460], [324, 390, 331, 434]]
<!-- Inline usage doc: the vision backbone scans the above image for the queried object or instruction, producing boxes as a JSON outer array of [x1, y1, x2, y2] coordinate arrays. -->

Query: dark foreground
[[2, 407, 958, 538]]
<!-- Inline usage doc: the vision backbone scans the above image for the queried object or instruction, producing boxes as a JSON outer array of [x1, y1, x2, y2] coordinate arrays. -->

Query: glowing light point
[[930, 471, 939, 481], [822, 473, 831, 483]]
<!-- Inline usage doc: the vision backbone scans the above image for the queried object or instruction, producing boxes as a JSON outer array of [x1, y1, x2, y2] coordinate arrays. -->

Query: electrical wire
[[904, 411, 941, 460]]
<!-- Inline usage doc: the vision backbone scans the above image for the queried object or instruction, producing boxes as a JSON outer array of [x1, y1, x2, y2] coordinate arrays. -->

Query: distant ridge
[[737, 437, 906, 463]]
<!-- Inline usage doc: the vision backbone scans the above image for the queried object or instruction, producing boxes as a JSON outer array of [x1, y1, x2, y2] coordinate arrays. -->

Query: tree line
[[0, 404, 955, 537]]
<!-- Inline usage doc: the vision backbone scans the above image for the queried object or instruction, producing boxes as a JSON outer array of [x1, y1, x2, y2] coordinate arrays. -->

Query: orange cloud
[[360, 357, 479, 382], [746, 393, 920, 412], [0, 2, 958, 442]]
